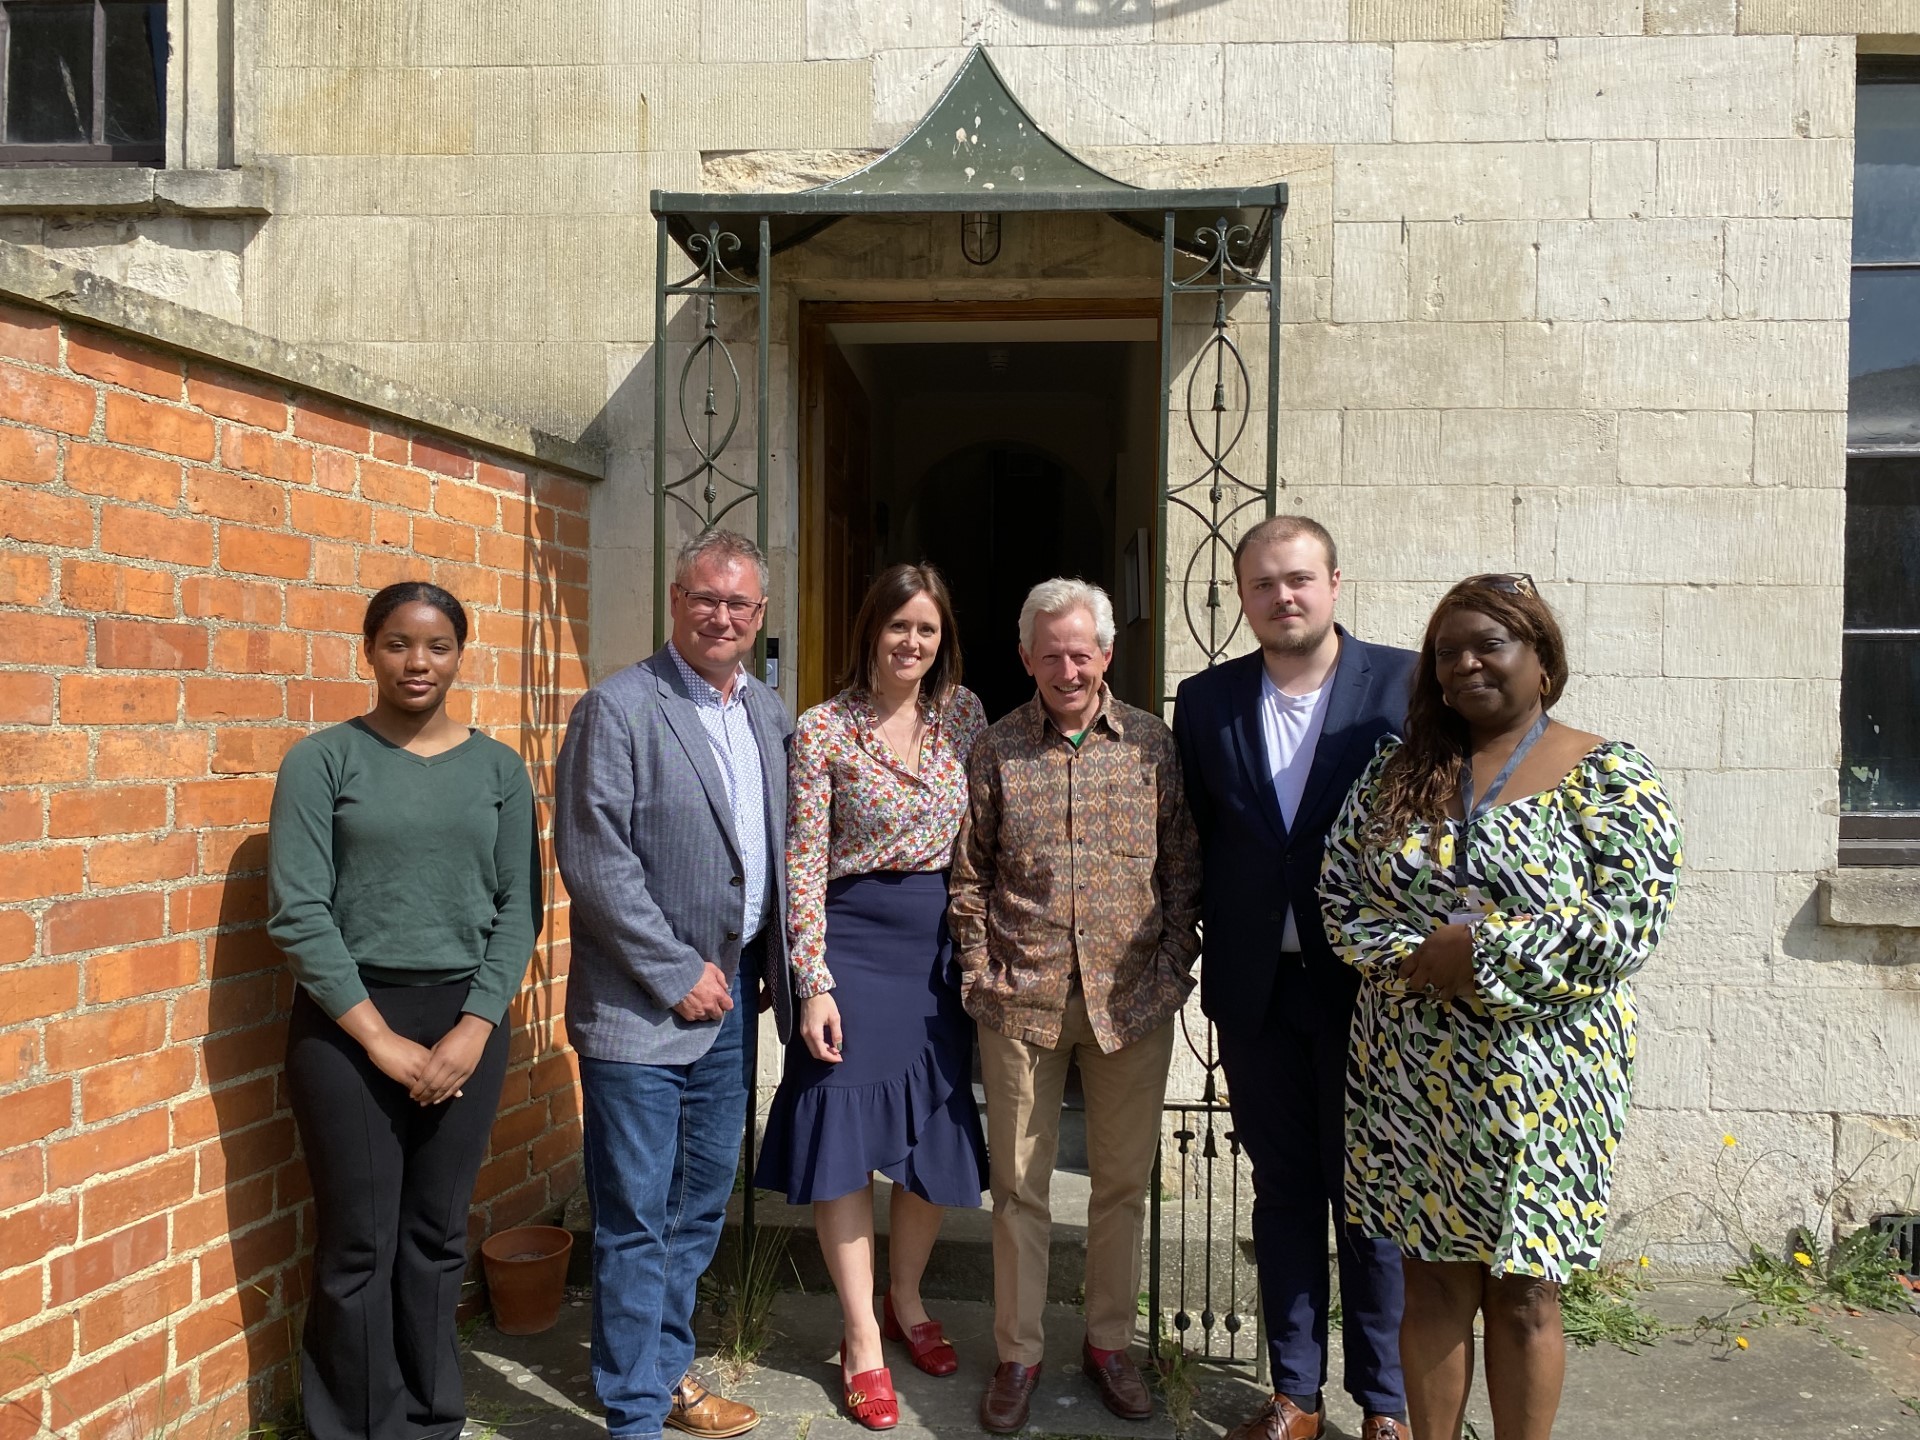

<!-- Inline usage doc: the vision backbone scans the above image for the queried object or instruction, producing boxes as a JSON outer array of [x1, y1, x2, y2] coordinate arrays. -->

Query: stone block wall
[[9, 0, 1915, 1272], [0, 299, 590, 1438]]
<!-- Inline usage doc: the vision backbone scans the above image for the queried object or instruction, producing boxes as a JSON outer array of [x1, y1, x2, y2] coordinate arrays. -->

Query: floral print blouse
[[786, 686, 987, 998]]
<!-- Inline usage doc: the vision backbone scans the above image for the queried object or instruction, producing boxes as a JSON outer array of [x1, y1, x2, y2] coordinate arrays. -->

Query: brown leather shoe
[[1081, 1342, 1152, 1421], [1224, 1394, 1325, 1440], [667, 1372, 760, 1438], [1359, 1418, 1410, 1440], [979, 1360, 1041, 1434]]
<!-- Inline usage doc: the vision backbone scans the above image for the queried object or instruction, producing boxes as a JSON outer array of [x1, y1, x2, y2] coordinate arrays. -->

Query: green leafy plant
[[1728, 1224, 1907, 1316], [1699, 1222, 1908, 1359], [1560, 1266, 1667, 1352]]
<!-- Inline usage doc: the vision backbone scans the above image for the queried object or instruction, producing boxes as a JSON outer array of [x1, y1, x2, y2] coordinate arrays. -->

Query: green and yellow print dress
[[1318, 738, 1681, 1281]]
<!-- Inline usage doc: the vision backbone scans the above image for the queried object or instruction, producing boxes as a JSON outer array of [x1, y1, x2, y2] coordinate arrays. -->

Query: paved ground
[[461, 1281, 1920, 1439]]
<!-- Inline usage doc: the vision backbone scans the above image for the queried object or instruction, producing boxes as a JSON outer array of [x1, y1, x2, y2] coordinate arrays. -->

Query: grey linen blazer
[[556, 646, 795, 1065]]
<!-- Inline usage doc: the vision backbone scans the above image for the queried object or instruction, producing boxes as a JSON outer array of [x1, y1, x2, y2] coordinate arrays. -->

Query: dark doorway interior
[[811, 329, 1159, 719], [917, 441, 1109, 718]]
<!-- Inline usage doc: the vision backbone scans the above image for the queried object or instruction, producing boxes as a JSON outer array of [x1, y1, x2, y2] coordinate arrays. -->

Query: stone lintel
[[0, 239, 604, 482]]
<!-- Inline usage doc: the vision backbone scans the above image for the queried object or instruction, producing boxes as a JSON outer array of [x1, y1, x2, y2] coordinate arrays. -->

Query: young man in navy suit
[[1172, 517, 1416, 1440]]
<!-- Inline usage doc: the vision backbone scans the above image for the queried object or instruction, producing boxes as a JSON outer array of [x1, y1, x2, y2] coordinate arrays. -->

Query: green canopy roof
[[653, 47, 1282, 268]]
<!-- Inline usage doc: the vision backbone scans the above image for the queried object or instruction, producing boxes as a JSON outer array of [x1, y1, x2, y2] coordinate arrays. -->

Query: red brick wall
[[0, 301, 590, 1439]]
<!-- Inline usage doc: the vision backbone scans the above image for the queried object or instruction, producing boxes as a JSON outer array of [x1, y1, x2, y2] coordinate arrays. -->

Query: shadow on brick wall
[[199, 830, 305, 1423]]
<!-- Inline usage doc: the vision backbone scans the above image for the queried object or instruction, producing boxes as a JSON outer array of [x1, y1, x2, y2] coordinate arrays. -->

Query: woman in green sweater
[[268, 581, 539, 1440]]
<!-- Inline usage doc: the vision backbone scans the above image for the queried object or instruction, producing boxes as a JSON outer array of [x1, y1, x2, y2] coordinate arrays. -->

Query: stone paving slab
[[463, 1284, 1920, 1439]]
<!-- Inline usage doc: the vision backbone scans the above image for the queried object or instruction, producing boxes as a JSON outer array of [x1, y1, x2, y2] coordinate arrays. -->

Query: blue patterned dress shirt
[[667, 643, 771, 941]]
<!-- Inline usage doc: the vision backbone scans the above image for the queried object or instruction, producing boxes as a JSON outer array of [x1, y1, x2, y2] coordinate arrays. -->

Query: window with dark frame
[[0, 0, 165, 164], [1841, 58, 1920, 865]]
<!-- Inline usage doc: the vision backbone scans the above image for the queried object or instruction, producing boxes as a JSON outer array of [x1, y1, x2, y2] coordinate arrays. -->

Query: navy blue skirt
[[754, 871, 988, 1207]]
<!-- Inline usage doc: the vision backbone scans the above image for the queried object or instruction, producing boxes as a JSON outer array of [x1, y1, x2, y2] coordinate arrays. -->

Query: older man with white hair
[[949, 578, 1202, 1434]]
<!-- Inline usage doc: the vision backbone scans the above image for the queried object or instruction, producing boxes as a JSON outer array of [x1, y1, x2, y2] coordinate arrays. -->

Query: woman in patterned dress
[[1319, 575, 1681, 1440], [754, 563, 990, 1431]]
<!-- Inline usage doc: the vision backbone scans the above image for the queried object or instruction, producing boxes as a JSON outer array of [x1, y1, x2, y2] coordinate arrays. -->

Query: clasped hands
[[1396, 921, 1478, 1003], [366, 1013, 494, 1106], [670, 960, 774, 1023]]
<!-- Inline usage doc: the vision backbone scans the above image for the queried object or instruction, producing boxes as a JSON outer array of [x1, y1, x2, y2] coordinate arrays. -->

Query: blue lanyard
[[1455, 713, 1550, 890]]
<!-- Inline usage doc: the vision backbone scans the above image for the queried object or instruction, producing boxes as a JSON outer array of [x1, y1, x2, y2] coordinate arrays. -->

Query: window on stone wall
[[1842, 58, 1920, 865], [0, 0, 165, 164]]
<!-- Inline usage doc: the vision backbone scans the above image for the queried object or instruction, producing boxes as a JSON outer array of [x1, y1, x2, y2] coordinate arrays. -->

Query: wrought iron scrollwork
[[652, 216, 772, 649], [1149, 208, 1281, 1374], [666, 224, 757, 531], [1160, 215, 1281, 683]]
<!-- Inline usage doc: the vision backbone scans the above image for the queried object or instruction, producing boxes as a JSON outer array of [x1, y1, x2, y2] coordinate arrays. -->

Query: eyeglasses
[[674, 586, 767, 621], [1461, 572, 1537, 597]]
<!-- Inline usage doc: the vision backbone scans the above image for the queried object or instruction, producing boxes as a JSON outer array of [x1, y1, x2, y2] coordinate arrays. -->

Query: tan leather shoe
[[667, 1372, 760, 1438], [1359, 1417, 1410, 1440], [979, 1361, 1041, 1434], [1224, 1394, 1325, 1440]]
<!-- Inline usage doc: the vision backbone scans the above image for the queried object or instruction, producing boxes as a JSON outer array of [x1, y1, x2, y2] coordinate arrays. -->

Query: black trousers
[[287, 981, 510, 1440]]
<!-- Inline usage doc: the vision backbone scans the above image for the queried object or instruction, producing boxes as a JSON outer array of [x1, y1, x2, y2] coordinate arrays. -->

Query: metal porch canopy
[[650, 46, 1284, 265]]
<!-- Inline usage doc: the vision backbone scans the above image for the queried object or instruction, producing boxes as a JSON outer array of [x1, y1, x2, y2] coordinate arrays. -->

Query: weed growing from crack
[[1560, 1266, 1668, 1353]]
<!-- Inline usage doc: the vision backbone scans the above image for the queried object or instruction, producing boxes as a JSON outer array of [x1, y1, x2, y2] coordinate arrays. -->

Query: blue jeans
[[580, 968, 751, 1439]]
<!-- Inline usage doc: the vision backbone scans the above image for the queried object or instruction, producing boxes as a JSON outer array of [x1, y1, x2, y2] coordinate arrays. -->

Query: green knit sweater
[[266, 719, 540, 1024]]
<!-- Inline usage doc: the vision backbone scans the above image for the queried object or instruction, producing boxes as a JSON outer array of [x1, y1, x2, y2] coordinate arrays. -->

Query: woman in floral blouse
[[755, 564, 989, 1430]]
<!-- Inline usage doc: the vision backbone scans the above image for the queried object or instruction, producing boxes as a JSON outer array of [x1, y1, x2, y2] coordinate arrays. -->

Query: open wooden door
[[800, 336, 872, 710]]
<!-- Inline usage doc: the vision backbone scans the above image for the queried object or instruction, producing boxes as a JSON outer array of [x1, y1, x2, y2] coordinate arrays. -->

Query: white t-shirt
[[1259, 671, 1333, 953]]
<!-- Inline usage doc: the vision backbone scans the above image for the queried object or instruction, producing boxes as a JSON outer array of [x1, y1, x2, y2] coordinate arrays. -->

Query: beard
[[1258, 611, 1335, 657]]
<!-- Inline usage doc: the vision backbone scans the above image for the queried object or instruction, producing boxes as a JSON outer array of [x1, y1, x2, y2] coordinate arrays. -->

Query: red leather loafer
[[883, 1293, 959, 1377], [840, 1343, 899, 1431]]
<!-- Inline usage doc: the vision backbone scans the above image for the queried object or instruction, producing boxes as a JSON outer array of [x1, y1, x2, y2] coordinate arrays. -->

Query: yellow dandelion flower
[[1793, 1251, 1813, 1267], [1637, 1255, 1651, 1269], [1734, 1335, 1748, 1350], [1722, 1133, 1737, 1147]]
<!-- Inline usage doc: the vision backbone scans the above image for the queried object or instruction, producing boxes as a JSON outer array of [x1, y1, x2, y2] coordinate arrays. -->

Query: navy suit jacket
[[1172, 629, 1416, 1037]]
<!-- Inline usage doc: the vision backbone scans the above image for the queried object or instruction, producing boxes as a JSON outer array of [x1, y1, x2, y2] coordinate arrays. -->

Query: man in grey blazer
[[556, 529, 794, 1440]]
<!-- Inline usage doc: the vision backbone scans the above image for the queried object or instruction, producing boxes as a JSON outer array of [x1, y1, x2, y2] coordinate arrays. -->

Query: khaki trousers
[[977, 993, 1177, 1363]]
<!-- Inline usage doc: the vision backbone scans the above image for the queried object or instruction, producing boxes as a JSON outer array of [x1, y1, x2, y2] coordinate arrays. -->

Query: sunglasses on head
[[1459, 572, 1537, 597]]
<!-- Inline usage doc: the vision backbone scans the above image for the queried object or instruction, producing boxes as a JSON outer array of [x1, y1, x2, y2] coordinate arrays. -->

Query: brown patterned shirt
[[949, 688, 1203, 1053]]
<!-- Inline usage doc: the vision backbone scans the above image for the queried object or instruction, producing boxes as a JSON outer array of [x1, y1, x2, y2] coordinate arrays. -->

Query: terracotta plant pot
[[480, 1225, 574, 1335]]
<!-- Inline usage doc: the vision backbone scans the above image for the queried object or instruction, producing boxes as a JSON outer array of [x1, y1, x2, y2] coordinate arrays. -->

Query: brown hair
[[1233, 514, 1339, 582], [1364, 576, 1571, 848], [839, 563, 963, 713]]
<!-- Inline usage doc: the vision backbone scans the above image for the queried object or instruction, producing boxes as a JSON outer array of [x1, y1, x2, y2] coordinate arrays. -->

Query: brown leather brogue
[[1081, 1342, 1152, 1421], [1224, 1393, 1325, 1440], [1359, 1417, 1410, 1440], [979, 1360, 1042, 1434], [667, 1372, 760, 1438]]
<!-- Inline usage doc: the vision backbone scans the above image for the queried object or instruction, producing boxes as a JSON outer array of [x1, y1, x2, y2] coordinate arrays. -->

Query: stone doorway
[[797, 304, 1161, 718]]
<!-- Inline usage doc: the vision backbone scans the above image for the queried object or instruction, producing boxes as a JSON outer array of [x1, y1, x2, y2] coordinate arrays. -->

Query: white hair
[[1018, 578, 1116, 652]]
